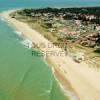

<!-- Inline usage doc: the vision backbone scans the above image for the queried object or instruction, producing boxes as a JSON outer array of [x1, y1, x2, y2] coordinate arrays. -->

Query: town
[[10, 7, 100, 66]]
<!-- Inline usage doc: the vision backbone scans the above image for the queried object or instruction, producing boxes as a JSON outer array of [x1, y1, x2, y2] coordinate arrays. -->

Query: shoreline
[[45, 57, 78, 100], [1, 10, 77, 100], [1, 9, 100, 100]]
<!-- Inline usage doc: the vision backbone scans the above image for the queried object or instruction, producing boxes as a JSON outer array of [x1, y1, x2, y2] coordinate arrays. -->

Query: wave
[[14, 31, 22, 35], [59, 83, 77, 100], [21, 39, 32, 49], [0, 17, 5, 21]]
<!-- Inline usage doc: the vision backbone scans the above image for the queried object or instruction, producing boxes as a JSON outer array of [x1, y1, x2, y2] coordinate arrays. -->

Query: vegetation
[[10, 7, 100, 67], [11, 7, 100, 24]]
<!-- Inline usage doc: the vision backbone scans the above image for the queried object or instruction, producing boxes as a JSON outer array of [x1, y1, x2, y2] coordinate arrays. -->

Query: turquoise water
[[0, 0, 100, 10], [0, 1, 67, 100], [0, 15, 66, 100], [0, 0, 100, 100]]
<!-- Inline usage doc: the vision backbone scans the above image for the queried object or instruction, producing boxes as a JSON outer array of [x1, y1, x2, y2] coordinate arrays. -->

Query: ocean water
[[0, 1, 66, 100], [0, 0, 100, 10], [0, 0, 100, 100], [0, 15, 67, 100]]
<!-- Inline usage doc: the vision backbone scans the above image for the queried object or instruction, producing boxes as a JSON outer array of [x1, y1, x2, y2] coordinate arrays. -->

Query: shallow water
[[0, 17, 68, 100], [0, 0, 100, 100], [0, 3, 68, 100]]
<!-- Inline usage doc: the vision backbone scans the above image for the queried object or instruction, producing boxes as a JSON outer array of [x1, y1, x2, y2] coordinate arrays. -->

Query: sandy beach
[[1, 10, 100, 100]]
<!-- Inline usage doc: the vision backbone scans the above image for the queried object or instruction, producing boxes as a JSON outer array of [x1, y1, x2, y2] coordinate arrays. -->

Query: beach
[[1, 10, 100, 100]]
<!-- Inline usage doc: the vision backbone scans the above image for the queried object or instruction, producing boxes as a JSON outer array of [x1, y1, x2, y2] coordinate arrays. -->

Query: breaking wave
[[14, 31, 22, 36], [0, 17, 5, 21], [20, 39, 32, 49]]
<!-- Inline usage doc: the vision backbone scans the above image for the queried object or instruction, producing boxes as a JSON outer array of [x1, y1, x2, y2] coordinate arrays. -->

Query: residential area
[[10, 7, 100, 66]]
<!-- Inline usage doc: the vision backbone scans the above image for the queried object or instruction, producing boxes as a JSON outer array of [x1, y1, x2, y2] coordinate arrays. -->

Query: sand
[[1, 10, 100, 100]]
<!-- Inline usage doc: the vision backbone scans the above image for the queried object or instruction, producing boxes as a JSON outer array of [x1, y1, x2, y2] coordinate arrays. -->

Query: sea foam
[[0, 17, 5, 22], [14, 31, 22, 35], [21, 39, 32, 49]]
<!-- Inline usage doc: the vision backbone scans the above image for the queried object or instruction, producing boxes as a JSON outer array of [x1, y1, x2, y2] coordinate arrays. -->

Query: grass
[[11, 12, 100, 68]]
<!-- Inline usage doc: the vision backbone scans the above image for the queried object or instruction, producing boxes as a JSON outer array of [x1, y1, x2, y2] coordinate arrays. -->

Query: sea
[[0, 0, 100, 100]]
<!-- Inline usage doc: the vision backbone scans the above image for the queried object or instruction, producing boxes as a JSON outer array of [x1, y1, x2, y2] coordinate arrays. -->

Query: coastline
[[1, 9, 100, 100], [0, 10, 77, 100]]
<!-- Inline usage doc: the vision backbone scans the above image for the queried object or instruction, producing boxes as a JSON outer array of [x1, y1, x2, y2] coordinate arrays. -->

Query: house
[[48, 28, 56, 33]]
